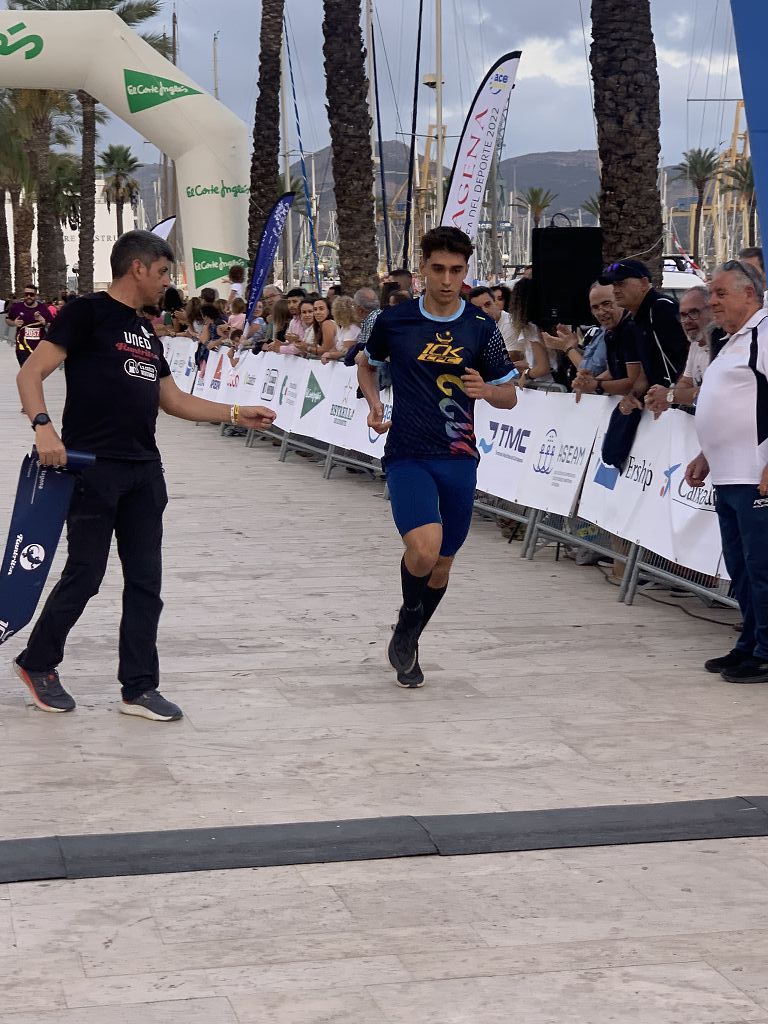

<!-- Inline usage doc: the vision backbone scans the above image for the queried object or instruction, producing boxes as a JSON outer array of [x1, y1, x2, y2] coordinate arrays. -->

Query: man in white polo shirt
[[686, 259, 768, 683]]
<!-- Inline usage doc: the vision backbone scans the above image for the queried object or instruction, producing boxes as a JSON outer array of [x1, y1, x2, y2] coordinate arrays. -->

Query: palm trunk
[[77, 90, 97, 294], [692, 191, 703, 266], [0, 187, 11, 296], [14, 191, 34, 289], [591, 0, 664, 284], [748, 194, 757, 248], [116, 200, 124, 237], [322, 0, 378, 292], [51, 217, 66, 292], [28, 124, 59, 297], [249, 0, 284, 260]]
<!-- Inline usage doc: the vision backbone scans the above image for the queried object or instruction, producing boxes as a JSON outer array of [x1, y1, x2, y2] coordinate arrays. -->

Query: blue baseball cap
[[599, 259, 652, 284]]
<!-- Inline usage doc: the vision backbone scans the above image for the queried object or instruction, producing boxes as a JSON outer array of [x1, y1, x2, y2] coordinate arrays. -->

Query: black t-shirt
[[48, 292, 171, 460], [633, 289, 689, 386], [605, 311, 643, 380]]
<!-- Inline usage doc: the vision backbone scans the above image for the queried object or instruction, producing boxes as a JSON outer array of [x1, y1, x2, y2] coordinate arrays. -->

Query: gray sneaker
[[13, 659, 76, 713], [120, 690, 183, 722]]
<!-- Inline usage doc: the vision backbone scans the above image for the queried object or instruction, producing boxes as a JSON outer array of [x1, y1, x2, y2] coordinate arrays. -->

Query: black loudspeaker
[[531, 227, 603, 327]]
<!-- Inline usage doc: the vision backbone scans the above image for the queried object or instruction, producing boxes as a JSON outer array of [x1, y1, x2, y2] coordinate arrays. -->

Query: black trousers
[[18, 459, 168, 700]]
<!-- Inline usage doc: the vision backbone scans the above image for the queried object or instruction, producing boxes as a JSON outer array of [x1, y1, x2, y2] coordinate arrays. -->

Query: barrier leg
[[278, 432, 291, 462], [522, 509, 542, 560], [245, 428, 255, 448], [623, 546, 646, 606], [617, 542, 640, 603], [322, 445, 336, 479]]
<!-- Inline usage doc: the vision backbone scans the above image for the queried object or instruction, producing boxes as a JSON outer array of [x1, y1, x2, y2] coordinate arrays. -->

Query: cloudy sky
[[88, 0, 742, 167]]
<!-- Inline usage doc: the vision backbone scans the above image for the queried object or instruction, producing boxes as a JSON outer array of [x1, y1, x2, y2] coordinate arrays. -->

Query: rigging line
[[699, 0, 720, 147], [475, 0, 486, 68], [283, 15, 322, 290], [401, 0, 424, 270], [370, 19, 392, 272], [715, 19, 733, 149], [373, 4, 404, 137], [450, 0, 465, 116], [285, 10, 320, 152], [578, 0, 599, 163]]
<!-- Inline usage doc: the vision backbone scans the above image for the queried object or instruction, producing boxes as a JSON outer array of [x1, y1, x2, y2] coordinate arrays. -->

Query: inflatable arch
[[0, 10, 250, 294]]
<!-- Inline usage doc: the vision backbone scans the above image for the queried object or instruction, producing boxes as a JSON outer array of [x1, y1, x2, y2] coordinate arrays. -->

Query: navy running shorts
[[386, 457, 477, 557]]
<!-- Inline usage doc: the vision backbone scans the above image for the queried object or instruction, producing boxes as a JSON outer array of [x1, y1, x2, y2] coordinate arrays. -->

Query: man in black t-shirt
[[14, 230, 276, 720], [6, 284, 53, 366]]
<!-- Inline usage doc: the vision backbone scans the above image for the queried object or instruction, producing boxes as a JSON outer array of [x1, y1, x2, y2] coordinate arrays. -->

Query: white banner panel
[[290, 360, 337, 442], [165, 337, 197, 394], [475, 389, 603, 515]]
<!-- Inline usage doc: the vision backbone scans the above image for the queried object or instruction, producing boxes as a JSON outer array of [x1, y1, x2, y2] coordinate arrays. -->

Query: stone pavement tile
[[0, 952, 82, 1013], [0, 886, 15, 952], [62, 955, 410, 1008], [228, 988, 388, 1024], [0, 998, 237, 1024], [82, 924, 482, 977], [704, 956, 768, 1011], [368, 963, 768, 1023]]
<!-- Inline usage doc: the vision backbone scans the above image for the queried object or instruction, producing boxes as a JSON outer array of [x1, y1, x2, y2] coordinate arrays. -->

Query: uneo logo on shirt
[[124, 69, 201, 113], [192, 248, 249, 288]]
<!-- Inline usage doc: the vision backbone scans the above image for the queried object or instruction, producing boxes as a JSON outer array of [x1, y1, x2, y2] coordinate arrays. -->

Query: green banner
[[124, 69, 201, 113], [192, 248, 249, 288]]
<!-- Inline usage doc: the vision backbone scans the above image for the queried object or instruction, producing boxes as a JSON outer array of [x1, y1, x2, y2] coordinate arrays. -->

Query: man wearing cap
[[600, 260, 688, 413]]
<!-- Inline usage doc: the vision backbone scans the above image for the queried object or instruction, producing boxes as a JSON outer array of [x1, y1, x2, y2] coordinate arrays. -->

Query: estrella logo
[[418, 331, 464, 365], [660, 463, 682, 497]]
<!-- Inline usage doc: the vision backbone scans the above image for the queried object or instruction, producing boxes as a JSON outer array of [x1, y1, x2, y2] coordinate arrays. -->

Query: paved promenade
[[3, 344, 768, 1021]]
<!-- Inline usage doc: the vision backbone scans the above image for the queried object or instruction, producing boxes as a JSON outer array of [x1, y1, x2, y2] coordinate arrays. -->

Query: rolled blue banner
[[245, 192, 296, 323], [730, 0, 767, 246]]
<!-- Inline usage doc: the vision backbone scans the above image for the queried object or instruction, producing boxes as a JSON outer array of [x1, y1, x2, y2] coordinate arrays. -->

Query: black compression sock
[[400, 557, 431, 610], [420, 583, 448, 633]]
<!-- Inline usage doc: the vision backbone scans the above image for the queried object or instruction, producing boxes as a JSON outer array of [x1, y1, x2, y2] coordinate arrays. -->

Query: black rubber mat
[[2, 797, 768, 884]]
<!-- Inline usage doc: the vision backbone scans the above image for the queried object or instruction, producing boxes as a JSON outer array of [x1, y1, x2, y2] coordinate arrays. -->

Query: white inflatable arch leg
[[0, 10, 250, 294]]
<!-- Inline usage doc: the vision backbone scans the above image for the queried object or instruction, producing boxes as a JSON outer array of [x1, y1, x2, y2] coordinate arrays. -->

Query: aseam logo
[[0, 21, 43, 59], [660, 463, 682, 497], [124, 69, 201, 113]]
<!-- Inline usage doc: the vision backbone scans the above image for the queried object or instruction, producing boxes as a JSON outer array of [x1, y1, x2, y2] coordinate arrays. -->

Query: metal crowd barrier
[[233, 420, 737, 616]]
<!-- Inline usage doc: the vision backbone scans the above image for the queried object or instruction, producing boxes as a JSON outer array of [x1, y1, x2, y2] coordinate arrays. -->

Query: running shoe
[[396, 648, 425, 688], [120, 691, 183, 721], [13, 658, 76, 713], [388, 604, 422, 674]]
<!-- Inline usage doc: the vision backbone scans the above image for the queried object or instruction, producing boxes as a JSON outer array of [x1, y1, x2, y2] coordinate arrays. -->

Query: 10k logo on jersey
[[418, 331, 464, 365]]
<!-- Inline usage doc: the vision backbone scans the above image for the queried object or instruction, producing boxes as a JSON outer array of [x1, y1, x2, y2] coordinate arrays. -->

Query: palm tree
[[516, 186, 558, 228], [673, 147, 720, 265], [13, 88, 75, 297], [720, 157, 757, 248], [0, 90, 34, 293], [590, 0, 664, 283], [583, 193, 601, 224], [0, 93, 22, 296], [97, 144, 141, 236], [249, 0, 284, 262], [9, 0, 169, 295], [50, 152, 81, 289], [322, 0, 378, 291]]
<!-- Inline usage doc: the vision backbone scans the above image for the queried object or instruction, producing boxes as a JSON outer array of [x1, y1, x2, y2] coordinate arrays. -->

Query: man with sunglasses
[[686, 259, 768, 684], [599, 259, 688, 413], [6, 285, 53, 368]]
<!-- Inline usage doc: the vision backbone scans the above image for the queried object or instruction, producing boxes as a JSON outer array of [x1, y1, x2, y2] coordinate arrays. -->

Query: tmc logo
[[660, 463, 682, 497], [418, 331, 464, 365], [533, 429, 557, 475], [480, 420, 530, 454]]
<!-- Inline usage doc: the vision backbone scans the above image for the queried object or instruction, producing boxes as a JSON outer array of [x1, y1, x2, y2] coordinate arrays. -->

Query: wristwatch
[[666, 388, 675, 405], [31, 413, 51, 430], [594, 381, 605, 395]]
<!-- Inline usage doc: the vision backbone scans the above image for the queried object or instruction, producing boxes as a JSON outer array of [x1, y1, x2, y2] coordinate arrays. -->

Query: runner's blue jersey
[[365, 296, 517, 462]]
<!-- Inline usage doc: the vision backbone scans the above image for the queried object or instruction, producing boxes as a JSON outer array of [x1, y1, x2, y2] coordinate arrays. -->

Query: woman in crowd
[[493, 284, 512, 314], [162, 286, 185, 328], [320, 295, 360, 362], [228, 297, 246, 333], [311, 296, 336, 355], [266, 298, 304, 355], [508, 277, 553, 387], [243, 299, 266, 351]]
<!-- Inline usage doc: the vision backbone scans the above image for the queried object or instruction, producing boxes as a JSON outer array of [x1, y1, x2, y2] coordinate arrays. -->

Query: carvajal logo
[[533, 428, 558, 475], [124, 69, 201, 114], [0, 21, 43, 60], [660, 463, 682, 497], [191, 247, 249, 288], [301, 371, 325, 417]]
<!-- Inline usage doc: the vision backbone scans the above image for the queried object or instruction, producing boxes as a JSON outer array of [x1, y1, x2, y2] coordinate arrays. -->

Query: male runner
[[14, 230, 275, 720], [6, 284, 53, 367], [358, 226, 518, 688]]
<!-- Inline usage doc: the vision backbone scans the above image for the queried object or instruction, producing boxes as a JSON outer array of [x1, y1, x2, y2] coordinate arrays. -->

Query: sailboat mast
[[434, 0, 444, 217], [281, 33, 294, 288]]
